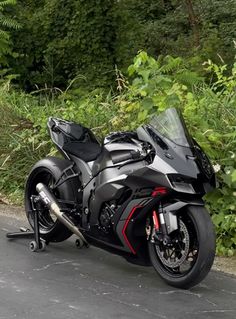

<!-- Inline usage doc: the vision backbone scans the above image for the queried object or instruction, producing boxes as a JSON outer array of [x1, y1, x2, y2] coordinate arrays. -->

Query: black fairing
[[136, 125, 216, 192], [92, 132, 143, 176], [104, 131, 139, 144], [92, 148, 111, 176]]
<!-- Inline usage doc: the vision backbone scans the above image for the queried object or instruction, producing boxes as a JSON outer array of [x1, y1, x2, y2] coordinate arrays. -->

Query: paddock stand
[[6, 197, 47, 252]]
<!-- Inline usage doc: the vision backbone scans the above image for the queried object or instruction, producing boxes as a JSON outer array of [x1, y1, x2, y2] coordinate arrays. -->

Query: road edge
[[0, 203, 235, 277]]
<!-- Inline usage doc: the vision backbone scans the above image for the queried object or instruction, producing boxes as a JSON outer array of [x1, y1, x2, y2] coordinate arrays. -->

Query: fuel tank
[[92, 132, 144, 176]]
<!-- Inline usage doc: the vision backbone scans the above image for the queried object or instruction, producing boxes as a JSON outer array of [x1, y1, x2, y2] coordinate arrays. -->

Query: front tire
[[148, 206, 215, 289]]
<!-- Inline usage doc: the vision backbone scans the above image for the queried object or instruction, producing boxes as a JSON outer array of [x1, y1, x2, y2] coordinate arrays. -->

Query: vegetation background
[[0, 0, 235, 255]]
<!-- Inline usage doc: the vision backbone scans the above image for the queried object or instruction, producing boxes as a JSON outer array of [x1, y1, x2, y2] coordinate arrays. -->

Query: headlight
[[167, 174, 196, 194], [171, 181, 195, 194]]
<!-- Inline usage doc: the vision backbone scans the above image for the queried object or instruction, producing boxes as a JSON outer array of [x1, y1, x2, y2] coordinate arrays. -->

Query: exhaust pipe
[[36, 183, 89, 247]]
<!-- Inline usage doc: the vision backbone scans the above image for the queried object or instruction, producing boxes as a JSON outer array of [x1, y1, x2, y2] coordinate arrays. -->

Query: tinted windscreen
[[149, 108, 193, 147]]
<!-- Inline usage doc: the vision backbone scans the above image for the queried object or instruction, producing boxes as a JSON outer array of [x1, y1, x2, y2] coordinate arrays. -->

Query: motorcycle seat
[[63, 141, 102, 162]]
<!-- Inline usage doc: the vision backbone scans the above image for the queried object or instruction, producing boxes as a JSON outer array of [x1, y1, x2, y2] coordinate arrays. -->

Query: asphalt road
[[0, 214, 236, 319]]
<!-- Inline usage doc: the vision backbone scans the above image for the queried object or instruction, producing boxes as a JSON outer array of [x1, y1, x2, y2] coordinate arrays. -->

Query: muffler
[[36, 183, 89, 247]]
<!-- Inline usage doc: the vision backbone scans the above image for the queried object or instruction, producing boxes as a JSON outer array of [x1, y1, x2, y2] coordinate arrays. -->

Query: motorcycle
[[25, 107, 216, 289]]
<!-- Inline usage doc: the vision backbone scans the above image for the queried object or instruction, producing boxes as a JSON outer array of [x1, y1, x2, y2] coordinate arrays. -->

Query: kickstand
[[6, 201, 47, 252]]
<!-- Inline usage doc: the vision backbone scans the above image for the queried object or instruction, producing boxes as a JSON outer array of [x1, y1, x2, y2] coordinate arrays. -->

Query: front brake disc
[[155, 219, 190, 268]]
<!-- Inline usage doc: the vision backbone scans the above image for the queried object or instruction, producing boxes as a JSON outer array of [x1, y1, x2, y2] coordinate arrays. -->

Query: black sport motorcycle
[[25, 107, 216, 289]]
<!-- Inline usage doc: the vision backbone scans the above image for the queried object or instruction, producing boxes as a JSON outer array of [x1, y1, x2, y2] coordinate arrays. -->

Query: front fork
[[146, 205, 178, 246]]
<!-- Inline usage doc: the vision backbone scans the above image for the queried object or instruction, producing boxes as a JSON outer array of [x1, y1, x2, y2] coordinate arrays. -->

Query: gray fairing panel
[[137, 126, 201, 179], [92, 141, 144, 176], [89, 160, 147, 224]]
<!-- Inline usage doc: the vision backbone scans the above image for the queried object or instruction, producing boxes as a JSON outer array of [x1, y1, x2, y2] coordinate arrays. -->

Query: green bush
[[0, 86, 119, 201], [11, 0, 115, 89], [8, 0, 236, 90]]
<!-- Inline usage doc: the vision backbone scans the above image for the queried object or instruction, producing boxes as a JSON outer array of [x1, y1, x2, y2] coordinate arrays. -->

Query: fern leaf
[[0, 16, 21, 29], [159, 56, 183, 74], [0, 0, 17, 8], [0, 28, 9, 39], [175, 71, 204, 87]]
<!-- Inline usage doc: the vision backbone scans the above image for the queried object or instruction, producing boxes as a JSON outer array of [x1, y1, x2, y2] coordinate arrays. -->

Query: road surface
[[0, 213, 236, 319]]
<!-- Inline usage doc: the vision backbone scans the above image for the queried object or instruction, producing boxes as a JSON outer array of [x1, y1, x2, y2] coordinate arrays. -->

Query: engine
[[99, 204, 116, 233]]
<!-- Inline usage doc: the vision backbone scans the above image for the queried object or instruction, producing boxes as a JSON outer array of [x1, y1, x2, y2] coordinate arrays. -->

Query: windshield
[[149, 108, 193, 147]]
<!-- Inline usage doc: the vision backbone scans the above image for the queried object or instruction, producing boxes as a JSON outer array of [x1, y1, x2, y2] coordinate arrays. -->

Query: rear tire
[[148, 206, 216, 289], [25, 157, 80, 243]]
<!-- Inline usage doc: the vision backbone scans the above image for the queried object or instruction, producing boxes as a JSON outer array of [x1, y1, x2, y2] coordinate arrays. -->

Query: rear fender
[[25, 156, 81, 213]]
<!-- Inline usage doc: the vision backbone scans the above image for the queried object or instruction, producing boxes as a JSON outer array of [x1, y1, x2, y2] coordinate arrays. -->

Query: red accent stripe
[[152, 210, 159, 230], [122, 205, 143, 255], [151, 187, 167, 197]]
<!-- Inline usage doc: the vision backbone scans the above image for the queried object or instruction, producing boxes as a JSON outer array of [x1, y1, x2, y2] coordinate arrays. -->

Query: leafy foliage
[[11, 0, 115, 89], [5, 0, 236, 90], [113, 0, 236, 73], [0, 0, 20, 64]]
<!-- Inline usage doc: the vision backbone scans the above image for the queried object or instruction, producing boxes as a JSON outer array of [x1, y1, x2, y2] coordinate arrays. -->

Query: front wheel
[[148, 206, 215, 289]]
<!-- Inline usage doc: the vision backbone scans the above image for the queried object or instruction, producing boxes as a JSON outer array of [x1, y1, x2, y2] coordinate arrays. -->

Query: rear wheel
[[25, 157, 80, 243], [148, 206, 215, 289]]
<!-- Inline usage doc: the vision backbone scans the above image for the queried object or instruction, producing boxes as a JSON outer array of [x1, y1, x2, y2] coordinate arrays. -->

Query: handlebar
[[112, 150, 141, 164]]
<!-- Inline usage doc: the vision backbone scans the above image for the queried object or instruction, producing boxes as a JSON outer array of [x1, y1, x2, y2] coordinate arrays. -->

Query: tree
[[8, 0, 236, 89], [185, 0, 200, 47], [11, 0, 115, 89], [0, 0, 20, 64]]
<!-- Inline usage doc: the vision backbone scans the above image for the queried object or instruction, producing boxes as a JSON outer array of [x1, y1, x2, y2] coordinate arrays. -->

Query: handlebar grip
[[112, 150, 141, 164], [112, 153, 133, 164]]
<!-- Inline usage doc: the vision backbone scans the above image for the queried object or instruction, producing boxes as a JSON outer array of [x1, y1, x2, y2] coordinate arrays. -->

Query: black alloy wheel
[[148, 206, 215, 289]]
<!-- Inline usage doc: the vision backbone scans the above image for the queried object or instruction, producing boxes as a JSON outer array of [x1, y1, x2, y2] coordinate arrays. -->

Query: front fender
[[163, 199, 204, 234]]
